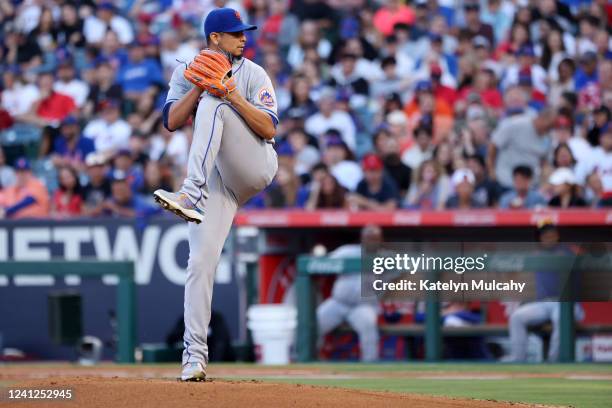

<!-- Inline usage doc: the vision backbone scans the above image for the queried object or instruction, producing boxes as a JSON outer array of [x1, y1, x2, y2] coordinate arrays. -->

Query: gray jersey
[[178, 55, 279, 370], [165, 57, 279, 128]]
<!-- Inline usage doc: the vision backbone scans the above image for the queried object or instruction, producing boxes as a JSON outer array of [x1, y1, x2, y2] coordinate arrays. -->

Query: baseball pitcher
[[153, 8, 278, 381]]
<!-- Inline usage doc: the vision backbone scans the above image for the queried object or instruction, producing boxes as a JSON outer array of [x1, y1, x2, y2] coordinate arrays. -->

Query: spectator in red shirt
[[431, 64, 458, 108], [0, 107, 13, 130], [35, 72, 77, 123], [372, 0, 415, 36], [458, 68, 504, 113], [602, 0, 612, 27], [259, 0, 300, 51], [51, 165, 83, 218], [18, 72, 76, 127]]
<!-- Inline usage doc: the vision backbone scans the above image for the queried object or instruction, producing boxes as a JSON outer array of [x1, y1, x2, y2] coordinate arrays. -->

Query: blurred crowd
[[1, 0, 612, 219]]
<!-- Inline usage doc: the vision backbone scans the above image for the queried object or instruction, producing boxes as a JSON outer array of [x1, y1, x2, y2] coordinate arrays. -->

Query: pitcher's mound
[[7, 377, 527, 408]]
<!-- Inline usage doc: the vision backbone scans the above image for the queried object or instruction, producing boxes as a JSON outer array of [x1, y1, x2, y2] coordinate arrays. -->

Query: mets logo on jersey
[[259, 88, 275, 107]]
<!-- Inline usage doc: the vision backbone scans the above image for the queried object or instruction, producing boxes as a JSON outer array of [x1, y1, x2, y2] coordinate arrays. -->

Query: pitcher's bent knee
[[249, 148, 278, 190], [248, 162, 276, 191]]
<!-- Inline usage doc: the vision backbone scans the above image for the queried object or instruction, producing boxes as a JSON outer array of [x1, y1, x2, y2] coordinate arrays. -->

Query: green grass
[[292, 362, 612, 374], [266, 377, 612, 408], [212, 363, 612, 408]]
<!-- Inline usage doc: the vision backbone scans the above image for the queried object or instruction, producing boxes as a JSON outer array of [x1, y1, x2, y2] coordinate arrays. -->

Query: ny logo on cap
[[235, 10, 241, 20]]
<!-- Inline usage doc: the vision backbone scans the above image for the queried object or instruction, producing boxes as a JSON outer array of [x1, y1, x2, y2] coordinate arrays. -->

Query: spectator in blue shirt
[[51, 116, 96, 169], [98, 31, 130, 71], [111, 148, 145, 191], [116, 41, 164, 101], [347, 153, 400, 210], [499, 165, 547, 209], [573, 51, 599, 91], [102, 169, 158, 218]]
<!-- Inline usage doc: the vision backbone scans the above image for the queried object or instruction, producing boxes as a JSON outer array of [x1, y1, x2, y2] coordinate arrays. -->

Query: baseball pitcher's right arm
[[166, 87, 203, 131], [163, 64, 200, 132]]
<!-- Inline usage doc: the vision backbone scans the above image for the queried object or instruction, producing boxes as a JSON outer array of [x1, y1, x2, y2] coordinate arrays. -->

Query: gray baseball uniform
[[316, 244, 379, 362], [164, 56, 278, 369], [509, 302, 584, 362]]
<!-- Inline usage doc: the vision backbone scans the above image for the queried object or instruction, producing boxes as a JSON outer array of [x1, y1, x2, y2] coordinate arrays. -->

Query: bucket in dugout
[[247, 304, 296, 365]]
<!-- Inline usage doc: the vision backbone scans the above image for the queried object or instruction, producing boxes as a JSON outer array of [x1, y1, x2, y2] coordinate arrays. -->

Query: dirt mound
[[2, 376, 525, 408]]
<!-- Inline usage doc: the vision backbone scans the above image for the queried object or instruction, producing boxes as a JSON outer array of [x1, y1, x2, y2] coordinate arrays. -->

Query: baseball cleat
[[181, 362, 207, 382], [153, 190, 204, 224]]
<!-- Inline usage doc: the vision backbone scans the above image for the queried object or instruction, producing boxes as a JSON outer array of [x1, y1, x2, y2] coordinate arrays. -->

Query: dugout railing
[[295, 255, 582, 363], [0, 261, 136, 363]]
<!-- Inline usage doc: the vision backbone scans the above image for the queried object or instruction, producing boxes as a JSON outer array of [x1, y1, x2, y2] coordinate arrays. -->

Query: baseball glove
[[184, 49, 236, 99]]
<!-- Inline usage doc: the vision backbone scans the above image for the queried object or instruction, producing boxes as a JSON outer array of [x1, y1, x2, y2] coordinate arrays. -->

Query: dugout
[[233, 209, 612, 362]]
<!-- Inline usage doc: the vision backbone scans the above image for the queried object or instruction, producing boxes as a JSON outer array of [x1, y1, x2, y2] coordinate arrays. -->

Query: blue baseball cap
[[415, 80, 433, 92], [98, 2, 116, 12], [516, 45, 535, 57], [61, 115, 78, 126], [203, 8, 257, 39], [325, 135, 345, 148], [429, 33, 443, 43], [115, 148, 132, 158]]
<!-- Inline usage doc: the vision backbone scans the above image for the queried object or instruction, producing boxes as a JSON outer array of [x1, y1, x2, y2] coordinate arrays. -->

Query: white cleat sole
[[181, 371, 207, 382], [153, 190, 204, 224]]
